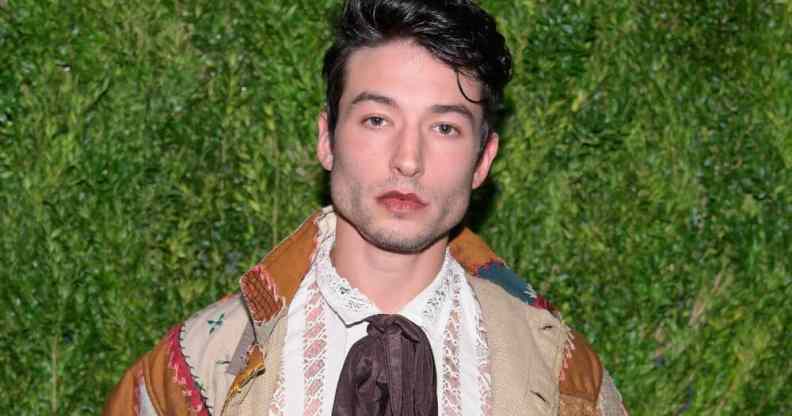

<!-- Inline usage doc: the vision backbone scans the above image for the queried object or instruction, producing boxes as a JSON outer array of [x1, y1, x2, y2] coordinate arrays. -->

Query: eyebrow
[[429, 104, 475, 126], [350, 92, 396, 107]]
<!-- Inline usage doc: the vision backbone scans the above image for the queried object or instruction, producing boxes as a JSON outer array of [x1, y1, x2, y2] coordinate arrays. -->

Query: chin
[[361, 224, 447, 255]]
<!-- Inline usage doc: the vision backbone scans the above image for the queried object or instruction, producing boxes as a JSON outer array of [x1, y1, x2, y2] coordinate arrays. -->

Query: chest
[[269, 280, 491, 416]]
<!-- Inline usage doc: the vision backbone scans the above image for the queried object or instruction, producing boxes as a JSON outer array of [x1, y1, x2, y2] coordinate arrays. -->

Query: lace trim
[[314, 234, 379, 324], [475, 303, 493, 416], [303, 282, 327, 416], [441, 282, 463, 416], [315, 232, 457, 328], [419, 252, 455, 324], [267, 366, 286, 416]]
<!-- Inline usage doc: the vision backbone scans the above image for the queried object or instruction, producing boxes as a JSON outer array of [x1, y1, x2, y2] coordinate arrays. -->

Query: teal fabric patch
[[477, 262, 538, 304]]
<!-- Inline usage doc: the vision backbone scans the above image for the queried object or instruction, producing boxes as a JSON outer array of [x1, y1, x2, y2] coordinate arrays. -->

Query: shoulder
[[469, 266, 626, 414], [105, 293, 256, 416], [451, 235, 624, 415], [175, 292, 258, 411]]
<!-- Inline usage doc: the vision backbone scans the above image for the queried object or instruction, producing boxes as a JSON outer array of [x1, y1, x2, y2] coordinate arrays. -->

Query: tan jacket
[[104, 209, 627, 415]]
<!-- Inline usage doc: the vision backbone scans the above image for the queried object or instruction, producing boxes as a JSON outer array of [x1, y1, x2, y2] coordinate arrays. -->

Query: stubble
[[329, 159, 471, 254]]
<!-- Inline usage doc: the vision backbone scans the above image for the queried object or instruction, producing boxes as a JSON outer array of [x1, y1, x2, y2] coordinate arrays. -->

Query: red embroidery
[[303, 282, 327, 416], [166, 324, 209, 416], [240, 264, 286, 322], [558, 331, 576, 383], [532, 295, 556, 313]]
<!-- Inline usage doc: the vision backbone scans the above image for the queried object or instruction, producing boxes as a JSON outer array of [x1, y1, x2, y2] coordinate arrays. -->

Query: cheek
[[334, 127, 393, 172], [427, 146, 478, 188], [332, 139, 384, 182]]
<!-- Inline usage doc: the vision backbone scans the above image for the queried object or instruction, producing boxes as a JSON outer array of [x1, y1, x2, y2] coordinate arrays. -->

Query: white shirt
[[268, 227, 492, 416]]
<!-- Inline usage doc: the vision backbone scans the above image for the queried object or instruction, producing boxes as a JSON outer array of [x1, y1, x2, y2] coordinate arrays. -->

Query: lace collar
[[313, 229, 459, 331]]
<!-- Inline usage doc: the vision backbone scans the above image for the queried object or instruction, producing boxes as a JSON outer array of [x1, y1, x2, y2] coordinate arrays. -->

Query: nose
[[390, 126, 423, 178]]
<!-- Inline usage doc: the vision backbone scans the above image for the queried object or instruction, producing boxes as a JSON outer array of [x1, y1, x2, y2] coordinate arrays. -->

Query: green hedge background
[[1, 0, 790, 414]]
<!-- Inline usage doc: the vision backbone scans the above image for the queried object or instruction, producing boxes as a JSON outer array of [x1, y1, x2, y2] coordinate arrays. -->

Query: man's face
[[317, 40, 498, 253]]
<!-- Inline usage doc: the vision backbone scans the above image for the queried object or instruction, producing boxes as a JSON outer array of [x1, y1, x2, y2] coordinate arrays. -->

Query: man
[[105, 0, 628, 415]]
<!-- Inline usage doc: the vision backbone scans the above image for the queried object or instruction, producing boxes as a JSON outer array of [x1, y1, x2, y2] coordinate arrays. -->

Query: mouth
[[376, 191, 428, 212]]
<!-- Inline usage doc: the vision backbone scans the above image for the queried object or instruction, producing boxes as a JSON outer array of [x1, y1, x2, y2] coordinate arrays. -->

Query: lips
[[376, 191, 427, 212]]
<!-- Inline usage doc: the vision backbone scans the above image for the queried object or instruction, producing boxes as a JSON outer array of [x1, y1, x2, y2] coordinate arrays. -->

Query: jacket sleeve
[[103, 326, 197, 416], [558, 331, 629, 416]]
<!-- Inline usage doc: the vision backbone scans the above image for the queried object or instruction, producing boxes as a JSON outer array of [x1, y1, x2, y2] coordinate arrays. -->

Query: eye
[[363, 116, 388, 128], [433, 123, 460, 136]]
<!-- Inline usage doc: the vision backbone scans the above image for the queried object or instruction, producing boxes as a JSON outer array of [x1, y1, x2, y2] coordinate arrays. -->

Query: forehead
[[340, 40, 483, 115]]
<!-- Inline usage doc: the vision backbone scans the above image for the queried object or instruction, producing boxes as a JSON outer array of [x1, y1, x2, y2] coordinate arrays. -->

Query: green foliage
[[1, 0, 789, 414]]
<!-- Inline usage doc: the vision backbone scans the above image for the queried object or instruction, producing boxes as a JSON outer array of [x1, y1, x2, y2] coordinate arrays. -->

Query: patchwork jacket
[[104, 209, 628, 415]]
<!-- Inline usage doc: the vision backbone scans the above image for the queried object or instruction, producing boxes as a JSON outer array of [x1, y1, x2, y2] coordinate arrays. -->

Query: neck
[[331, 215, 448, 314]]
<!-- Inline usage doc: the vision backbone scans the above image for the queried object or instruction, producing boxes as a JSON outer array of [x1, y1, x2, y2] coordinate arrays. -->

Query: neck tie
[[332, 314, 438, 416]]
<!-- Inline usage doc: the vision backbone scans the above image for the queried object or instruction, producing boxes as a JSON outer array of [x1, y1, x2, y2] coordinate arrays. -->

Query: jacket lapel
[[239, 211, 322, 342]]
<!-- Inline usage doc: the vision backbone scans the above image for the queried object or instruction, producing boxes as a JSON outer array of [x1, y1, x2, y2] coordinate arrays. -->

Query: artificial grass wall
[[1, 0, 789, 414]]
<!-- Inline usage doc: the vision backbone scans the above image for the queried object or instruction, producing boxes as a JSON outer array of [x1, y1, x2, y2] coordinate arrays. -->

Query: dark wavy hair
[[322, 0, 512, 145]]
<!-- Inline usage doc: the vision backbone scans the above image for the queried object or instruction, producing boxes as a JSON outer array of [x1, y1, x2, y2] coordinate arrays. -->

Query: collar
[[311, 222, 458, 330]]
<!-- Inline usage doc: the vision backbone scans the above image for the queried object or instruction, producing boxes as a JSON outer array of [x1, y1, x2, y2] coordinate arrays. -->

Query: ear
[[316, 111, 334, 171], [472, 131, 499, 189]]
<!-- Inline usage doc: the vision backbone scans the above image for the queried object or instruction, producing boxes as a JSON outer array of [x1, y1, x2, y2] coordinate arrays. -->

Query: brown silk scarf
[[332, 314, 438, 416]]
